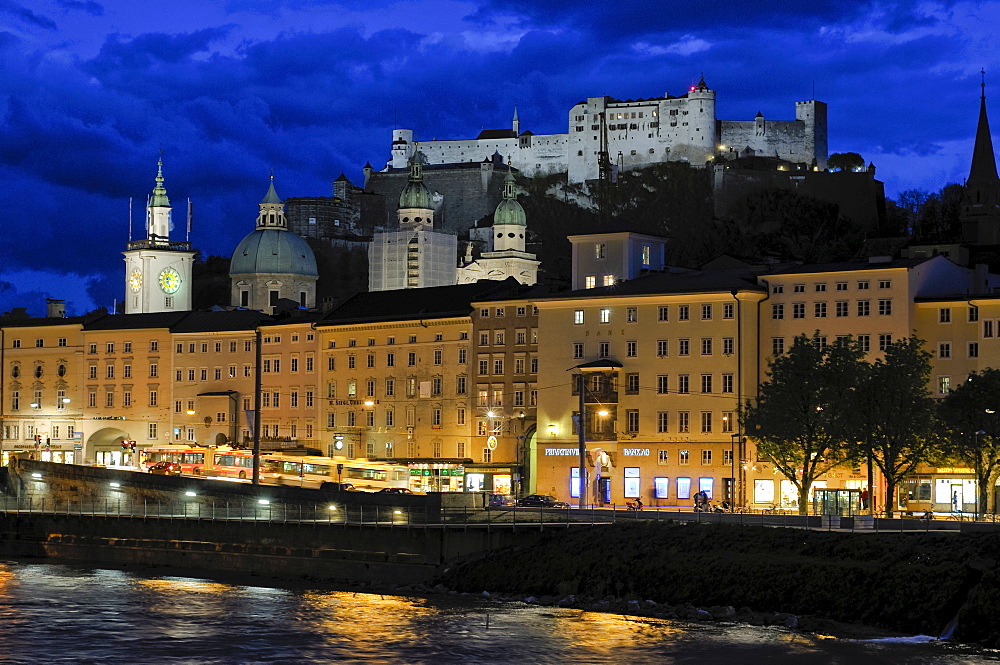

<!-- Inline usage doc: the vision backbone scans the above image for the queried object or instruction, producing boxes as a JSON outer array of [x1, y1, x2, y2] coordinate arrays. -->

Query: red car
[[148, 461, 182, 476]]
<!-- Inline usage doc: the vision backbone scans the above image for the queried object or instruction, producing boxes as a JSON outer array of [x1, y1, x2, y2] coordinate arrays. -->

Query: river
[[0, 559, 996, 664]]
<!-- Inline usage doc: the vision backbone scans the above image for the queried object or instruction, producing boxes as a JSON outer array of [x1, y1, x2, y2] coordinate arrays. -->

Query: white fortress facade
[[385, 78, 827, 184]]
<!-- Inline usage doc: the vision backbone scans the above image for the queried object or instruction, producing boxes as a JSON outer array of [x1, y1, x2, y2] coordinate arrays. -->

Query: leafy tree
[[894, 189, 930, 236], [937, 368, 1000, 514], [853, 337, 937, 517], [828, 152, 865, 172], [740, 334, 865, 514]]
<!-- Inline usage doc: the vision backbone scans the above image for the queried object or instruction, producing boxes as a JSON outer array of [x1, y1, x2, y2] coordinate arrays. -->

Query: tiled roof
[[170, 310, 272, 333], [537, 268, 765, 301], [0, 315, 90, 328], [761, 258, 930, 275], [318, 279, 523, 325], [83, 311, 191, 331]]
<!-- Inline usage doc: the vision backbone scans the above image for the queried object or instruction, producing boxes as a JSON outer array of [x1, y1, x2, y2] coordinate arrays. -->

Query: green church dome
[[494, 168, 526, 226], [230, 229, 318, 277], [399, 151, 433, 210]]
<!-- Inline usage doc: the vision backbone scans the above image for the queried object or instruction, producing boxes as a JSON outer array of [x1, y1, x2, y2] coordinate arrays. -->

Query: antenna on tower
[[128, 197, 132, 242], [187, 198, 193, 242]]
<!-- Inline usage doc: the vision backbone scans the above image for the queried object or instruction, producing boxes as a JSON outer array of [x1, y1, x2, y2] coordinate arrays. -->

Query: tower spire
[[969, 69, 999, 184]]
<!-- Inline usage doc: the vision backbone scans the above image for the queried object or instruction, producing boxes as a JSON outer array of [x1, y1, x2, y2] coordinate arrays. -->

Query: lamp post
[[577, 372, 587, 509], [975, 429, 986, 520]]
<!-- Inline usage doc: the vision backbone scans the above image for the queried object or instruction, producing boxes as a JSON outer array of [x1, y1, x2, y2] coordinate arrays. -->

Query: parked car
[[148, 461, 181, 476], [319, 482, 358, 492], [517, 494, 569, 508], [488, 493, 514, 507], [378, 487, 413, 494]]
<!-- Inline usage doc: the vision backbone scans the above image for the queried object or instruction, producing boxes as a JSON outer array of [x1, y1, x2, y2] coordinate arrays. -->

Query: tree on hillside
[[853, 337, 937, 517], [937, 368, 1000, 515], [828, 152, 865, 172], [724, 188, 855, 262], [740, 335, 865, 514]]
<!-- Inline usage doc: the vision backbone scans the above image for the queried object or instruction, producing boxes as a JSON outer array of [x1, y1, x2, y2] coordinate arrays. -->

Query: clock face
[[158, 268, 181, 294], [128, 270, 142, 292]]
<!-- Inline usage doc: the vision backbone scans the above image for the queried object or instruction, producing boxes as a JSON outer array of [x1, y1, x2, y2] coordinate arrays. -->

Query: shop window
[[654, 477, 669, 499], [676, 477, 691, 499], [624, 468, 640, 498]]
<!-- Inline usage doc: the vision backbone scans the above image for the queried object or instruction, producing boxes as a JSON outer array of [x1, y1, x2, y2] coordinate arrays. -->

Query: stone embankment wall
[[0, 459, 528, 585], [439, 521, 1000, 646]]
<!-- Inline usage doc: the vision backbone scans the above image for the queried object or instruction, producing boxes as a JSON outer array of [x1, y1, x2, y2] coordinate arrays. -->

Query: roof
[[574, 359, 624, 369], [969, 90, 999, 184], [317, 278, 523, 326], [83, 311, 190, 331], [0, 315, 90, 329], [170, 310, 272, 333], [568, 221, 669, 240], [475, 129, 517, 140], [761, 258, 931, 276], [537, 268, 765, 301], [261, 177, 282, 204], [230, 228, 318, 277]]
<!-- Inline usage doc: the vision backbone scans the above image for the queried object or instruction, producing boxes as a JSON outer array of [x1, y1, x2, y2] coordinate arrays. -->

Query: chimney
[[46, 298, 66, 318]]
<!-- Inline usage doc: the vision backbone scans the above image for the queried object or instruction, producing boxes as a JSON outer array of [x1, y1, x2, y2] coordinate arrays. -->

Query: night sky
[[1, 0, 997, 315]]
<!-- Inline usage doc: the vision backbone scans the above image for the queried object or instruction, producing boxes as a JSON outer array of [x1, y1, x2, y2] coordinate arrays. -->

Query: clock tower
[[123, 158, 196, 313]]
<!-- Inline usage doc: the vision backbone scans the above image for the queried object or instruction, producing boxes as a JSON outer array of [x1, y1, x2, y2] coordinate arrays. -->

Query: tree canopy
[[937, 368, 1000, 515], [852, 336, 937, 516], [740, 334, 865, 514]]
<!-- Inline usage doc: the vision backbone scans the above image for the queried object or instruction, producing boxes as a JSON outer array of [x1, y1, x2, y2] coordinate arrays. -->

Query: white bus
[[259, 454, 410, 491]]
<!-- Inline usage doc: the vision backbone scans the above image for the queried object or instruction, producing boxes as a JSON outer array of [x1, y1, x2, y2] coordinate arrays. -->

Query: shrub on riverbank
[[438, 522, 1000, 642]]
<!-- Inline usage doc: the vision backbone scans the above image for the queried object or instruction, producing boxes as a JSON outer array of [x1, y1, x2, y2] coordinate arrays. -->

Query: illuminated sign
[[622, 448, 650, 456], [545, 448, 577, 456]]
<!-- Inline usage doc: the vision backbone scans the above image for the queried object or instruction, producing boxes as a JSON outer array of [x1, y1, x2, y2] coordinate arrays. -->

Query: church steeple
[[969, 70, 999, 184], [961, 71, 1000, 245], [513, 105, 520, 135], [146, 156, 172, 242], [256, 174, 287, 230]]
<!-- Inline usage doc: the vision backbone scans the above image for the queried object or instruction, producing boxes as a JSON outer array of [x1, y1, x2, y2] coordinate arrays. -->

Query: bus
[[140, 445, 255, 479], [259, 454, 410, 491]]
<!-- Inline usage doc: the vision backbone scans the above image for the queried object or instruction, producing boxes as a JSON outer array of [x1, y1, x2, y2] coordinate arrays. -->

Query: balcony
[[126, 239, 192, 251]]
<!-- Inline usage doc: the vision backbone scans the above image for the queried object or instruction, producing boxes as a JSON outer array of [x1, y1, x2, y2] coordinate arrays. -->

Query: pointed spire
[[261, 171, 282, 204], [969, 69, 999, 184], [150, 155, 170, 208], [513, 105, 519, 122], [256, 172, 287, 230]]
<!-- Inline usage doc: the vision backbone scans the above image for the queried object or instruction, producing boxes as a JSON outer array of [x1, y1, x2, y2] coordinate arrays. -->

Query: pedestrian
[[860, 487, 870, 511]]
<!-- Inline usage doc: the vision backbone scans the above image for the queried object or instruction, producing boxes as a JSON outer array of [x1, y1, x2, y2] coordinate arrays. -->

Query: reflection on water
[[0, 559, 996, 664]]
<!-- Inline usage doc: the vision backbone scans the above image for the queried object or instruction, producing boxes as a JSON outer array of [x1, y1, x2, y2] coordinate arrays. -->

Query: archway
[[87, 427, 132, 467]]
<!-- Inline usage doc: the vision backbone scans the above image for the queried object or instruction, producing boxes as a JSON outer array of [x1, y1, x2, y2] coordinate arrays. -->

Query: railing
[[3, 493, 993, 533], [126, 239, 192, 251]]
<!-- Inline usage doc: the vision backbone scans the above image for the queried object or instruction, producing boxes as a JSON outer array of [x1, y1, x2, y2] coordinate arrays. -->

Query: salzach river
[[0, 559, 996, 664]]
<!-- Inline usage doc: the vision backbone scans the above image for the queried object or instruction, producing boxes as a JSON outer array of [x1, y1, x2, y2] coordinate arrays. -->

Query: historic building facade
[[384, 78, 827, 184]]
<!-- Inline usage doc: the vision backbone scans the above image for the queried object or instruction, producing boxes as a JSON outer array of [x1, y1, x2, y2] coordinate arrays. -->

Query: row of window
[[4, 422, 160, 441], [771, 299, 893, 319], [573, 337, 736, 360], [336, 332, 469, 348], [10, 338, 70, 349], [477, 330, 536, 346], [621, 410, 736, 434], [574, 303, 736, 325], [770, 279, 890, 294], [478, 306, 535, 318]]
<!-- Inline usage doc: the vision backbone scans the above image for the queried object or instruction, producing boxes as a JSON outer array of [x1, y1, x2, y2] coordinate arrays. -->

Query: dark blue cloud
[[0, 0, 991, 313], [0, 0, 57, 29], [56, 0, 103, 16]]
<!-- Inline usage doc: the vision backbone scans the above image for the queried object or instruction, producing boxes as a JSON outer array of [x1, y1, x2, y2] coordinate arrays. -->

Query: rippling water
[[0, 559, 997, 664]]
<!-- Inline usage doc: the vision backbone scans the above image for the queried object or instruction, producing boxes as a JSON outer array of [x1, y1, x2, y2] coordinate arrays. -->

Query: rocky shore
[[427, 521, 1000, 647]]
